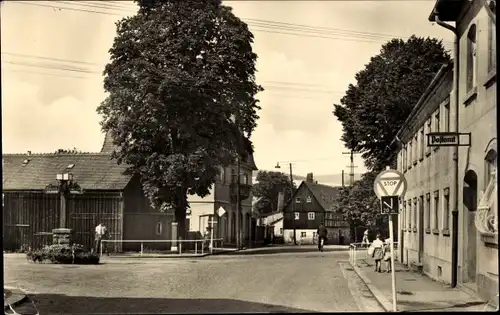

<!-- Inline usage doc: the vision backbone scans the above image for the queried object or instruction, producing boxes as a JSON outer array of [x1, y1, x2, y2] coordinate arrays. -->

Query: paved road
[[4, 251, 383, 314]]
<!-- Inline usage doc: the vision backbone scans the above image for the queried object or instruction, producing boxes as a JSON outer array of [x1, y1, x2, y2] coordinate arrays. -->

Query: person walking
[[362, 229, 370, 248], [316, 223, 327, 252], [371, 234, 384, 272], [383, 238, 392, 272]]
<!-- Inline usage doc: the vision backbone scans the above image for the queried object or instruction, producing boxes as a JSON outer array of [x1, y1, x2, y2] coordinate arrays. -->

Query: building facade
[[282, 174, 349, 245], [395, 0, 497, 301]]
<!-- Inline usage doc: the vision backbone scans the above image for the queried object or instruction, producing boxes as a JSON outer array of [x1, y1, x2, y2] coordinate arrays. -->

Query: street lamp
[[275, 161, 297, 245], [55, 173, 74, 228]]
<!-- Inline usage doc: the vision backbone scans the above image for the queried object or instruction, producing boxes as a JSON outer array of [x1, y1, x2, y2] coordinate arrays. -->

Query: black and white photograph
[[1, 0, 498, 313]]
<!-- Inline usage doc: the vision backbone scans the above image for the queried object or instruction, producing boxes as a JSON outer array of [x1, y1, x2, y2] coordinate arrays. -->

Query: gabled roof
[[303, 181, 342, 211], [2, 153, 132, 191], [283, 181, 343, 212], [428, 0, 467, 22]]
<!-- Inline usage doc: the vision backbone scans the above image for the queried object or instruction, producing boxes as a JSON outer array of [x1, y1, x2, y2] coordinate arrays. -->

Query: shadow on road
[[30, 294, 313, 314]]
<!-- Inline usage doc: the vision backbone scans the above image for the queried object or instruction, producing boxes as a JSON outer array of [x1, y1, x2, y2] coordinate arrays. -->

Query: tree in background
[[333, 36, 450, 172], [333, 172, 389, 242], [97, 0, 262, 239], [253, 171, 296, 214]]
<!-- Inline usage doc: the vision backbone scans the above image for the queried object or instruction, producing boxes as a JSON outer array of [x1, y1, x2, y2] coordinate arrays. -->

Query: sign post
[[210, 206, 226, 254], [373, 166, 408, 312]]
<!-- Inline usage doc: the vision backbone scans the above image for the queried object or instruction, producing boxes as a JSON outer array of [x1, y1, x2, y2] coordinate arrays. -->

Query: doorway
[[463, 170, 478, 283]]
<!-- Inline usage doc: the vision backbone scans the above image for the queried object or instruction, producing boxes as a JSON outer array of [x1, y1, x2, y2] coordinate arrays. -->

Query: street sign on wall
[[426, 132, 471, 147], [217, 206, 226, 217], [373, 168, 408, 199]]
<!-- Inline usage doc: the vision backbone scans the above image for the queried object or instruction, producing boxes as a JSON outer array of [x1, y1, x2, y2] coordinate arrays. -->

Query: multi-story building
[[395, 0, 497, 302]]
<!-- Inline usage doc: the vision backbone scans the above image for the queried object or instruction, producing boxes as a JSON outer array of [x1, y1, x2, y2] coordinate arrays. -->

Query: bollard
[[179, 242, 182, 255], [195, 242, 198, 254], [140, 242, 143, 257], [100, 240, 103, 257]]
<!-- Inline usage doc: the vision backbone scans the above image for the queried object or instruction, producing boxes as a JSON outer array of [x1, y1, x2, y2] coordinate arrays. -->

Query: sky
[[1, 0, 455, 177]]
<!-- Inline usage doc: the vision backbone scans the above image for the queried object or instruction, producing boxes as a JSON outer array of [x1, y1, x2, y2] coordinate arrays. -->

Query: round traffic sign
[[373, 168, 408, 199]]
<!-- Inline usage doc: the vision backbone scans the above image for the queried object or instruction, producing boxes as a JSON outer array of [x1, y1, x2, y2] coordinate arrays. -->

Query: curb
[[4, 288, 29, 311], [349, 262, 394, 312]]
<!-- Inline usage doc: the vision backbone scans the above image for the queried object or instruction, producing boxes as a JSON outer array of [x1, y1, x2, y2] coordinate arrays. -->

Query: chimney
[[27, 151, 31, 156], [277, 191, 285, 212], [306, 172, 314, 183]]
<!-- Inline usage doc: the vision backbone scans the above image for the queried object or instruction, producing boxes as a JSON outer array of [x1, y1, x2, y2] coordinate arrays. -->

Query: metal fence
[[349, 242, 399, 266], [101, 238, 225, 256]]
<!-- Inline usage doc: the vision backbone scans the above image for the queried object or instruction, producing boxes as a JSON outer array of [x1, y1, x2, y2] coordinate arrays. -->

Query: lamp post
[[275, 162, 297, 245], [56, 173, 74, 228]]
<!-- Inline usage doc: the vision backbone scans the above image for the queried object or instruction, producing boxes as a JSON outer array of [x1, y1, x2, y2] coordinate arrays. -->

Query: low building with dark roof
[[2, 137, 174, 252], [282, 173, 350, 245]]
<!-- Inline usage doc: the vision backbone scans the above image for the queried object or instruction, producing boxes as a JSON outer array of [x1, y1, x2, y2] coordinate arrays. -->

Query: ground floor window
[[476, 149, 497, 235], [301, 232, 307, 238]]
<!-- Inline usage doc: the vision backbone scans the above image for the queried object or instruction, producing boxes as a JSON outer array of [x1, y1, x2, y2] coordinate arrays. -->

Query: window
[[443, 188, 450, 232], [466, 24, 477, 92], [408, 140, 413, 168], [408, 200, 412, 229], [426, 193, 431, 231], [476, 149, 498, 235], [156, 222, 163, 235], [403, 145, 407, 170], [231, 169, 236, 183], [306, 196, 312, 203], [444, 102, 450, 132], [313, 232, 317, 239], [419, 195, 424, 231], [414, 135, 418, 164], [296, 197, 301, 204], [301, 232, 307, 238], [279, 228, 283, 234], [426, 119, 432, 155], [403, 201, 406, 229], [294, 212, 300, 220], [488, 20, 496, 73], [420, 128, 424, 160], [242, 173, 249, 185], [435, 110, 440, 133], [308, 212, 315, 220], [219, 167, 225, 183], [434, 191, 440, 232]]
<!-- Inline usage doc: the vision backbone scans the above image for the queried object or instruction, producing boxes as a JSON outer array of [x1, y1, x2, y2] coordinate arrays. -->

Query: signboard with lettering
[[427, 132, 471, 147], [373, 168, 407, 199]]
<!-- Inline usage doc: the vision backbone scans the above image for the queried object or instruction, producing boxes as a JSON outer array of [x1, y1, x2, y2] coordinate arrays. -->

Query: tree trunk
[[174, 187, 188, 241]]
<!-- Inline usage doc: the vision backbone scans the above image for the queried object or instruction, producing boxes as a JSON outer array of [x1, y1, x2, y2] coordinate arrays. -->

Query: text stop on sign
[[373, 169, 408, 199]]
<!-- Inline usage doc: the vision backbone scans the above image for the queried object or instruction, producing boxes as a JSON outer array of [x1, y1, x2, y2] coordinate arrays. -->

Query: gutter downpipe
[[435, 11, 460, 288]]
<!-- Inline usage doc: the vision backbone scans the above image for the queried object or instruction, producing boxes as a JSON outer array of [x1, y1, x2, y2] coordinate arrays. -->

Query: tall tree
[[253, 171, 296, 214], [333, 36, 450, 172], [97, 0, 262, 238]]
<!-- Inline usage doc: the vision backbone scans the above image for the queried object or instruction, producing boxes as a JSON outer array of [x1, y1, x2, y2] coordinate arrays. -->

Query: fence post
[[201, 241, 204, 255], [100, 240, 103, 257], [179, 242, 182, 255], [140, 242, 143, 257], [354, 245, 357, 266], [195, 241, 198, 255]]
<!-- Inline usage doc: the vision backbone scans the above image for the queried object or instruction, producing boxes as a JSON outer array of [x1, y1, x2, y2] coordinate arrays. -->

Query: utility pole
[[342, 150, 360, 186], [275, 162, 297, 245]]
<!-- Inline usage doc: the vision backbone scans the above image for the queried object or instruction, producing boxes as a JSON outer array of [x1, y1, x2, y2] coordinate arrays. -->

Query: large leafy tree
[[333, 36, 450, 172], [253, 171, 296, 214], [97, 0, 262, 238]]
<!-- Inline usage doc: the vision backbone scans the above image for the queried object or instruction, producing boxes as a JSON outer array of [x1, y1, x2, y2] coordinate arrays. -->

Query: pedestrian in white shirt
[[94, 222, 107, 255]]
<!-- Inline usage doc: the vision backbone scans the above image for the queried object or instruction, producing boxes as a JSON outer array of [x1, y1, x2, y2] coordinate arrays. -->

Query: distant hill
[[252, 170, 363, 187]]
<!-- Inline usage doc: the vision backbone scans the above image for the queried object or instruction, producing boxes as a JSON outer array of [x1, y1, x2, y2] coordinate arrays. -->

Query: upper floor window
[[488, 19, 496, 73], [403, 145, 407, 170], [413, 134, 418, 164], [308, 212, 315, 220], [426, 119, 432, 155], [434, 110, 440, 133], [408, 140, 413, 167], [419, 128, 425, 159], [296, 197, 301, 204], [219, 167, 225, 183], [444, 102, 450, 132], [466, 24, 477, 92], [306, 196, 312, 203], [242, 173, 249, 185]]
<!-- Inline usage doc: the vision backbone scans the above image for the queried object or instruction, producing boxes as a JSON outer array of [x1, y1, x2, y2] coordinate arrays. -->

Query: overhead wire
[[11, 1, 453, 49]]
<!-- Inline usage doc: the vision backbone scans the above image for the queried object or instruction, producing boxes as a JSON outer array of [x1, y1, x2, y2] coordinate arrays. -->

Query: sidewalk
[[351, 259, 488, 312]]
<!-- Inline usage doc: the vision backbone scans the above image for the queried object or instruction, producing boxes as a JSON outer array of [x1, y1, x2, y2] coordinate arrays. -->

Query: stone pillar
[[171, 222, 178, 252], [242, 211, 247, 243], [52, 228, 73, 246]]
